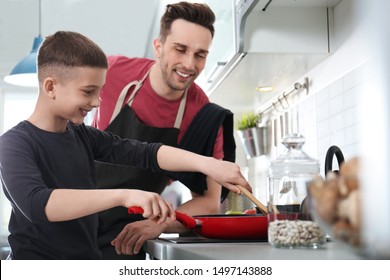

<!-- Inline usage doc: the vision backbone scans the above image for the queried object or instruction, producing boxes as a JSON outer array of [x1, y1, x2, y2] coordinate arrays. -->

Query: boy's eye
[[83, 90, 95, 95]]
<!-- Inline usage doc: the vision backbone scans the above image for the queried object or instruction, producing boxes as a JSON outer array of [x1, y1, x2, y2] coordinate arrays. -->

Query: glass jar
[[225, 192, 244, 214], [267, 133, 326, 248]]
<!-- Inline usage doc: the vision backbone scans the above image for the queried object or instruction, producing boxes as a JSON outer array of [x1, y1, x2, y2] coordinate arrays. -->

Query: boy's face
[[154, 19, 212, 92], [50, 67, 106, 126]]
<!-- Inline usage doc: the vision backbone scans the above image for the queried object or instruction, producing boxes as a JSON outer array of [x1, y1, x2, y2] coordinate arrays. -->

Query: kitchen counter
[[144, 237, 362, 260]]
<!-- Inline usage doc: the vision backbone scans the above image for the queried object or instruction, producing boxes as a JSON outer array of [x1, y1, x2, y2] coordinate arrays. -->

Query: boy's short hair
[[159, 1, 215, 43], [37, 31, 108, 82]]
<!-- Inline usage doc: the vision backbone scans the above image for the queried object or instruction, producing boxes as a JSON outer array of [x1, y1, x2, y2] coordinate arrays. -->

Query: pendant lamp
[[3, 0, 43, 87]]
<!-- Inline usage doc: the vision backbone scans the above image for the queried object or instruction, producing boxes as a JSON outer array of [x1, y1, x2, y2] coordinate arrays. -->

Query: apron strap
[[173, 90, 187, 129], [126, 69, 151, 106], [109, 69, 151, 124], [110, 65, 187, 129], [109, 80, 140, 124]]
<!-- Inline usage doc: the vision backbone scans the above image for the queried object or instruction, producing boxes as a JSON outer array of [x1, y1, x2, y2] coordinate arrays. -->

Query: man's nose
[[182, 53, 195, 70]]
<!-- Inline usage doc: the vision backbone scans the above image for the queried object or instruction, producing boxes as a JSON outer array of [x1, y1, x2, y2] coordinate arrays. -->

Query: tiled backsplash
[[266, 65, 363, 176], [314, 66, 362, 174]]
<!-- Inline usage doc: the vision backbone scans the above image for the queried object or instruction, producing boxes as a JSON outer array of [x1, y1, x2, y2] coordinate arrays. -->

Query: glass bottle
[[267, 133, 325, 248]]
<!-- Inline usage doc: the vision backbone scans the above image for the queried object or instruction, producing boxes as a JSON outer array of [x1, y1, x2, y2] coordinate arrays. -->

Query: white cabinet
[[244, 6, 329, 53], [198, 0, 260, 93], [203, 0, 236, 84], [208, 0, 337, 112], [199, 0, 340, 109]]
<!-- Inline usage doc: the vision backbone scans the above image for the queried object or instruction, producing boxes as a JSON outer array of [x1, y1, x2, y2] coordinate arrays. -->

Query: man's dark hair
[[160, 2, 215, 43]]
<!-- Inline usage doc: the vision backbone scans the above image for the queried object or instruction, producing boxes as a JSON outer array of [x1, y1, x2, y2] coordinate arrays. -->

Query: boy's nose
[[91, 95, 100, 108]]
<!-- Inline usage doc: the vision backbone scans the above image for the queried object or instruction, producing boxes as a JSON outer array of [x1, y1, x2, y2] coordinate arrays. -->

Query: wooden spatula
[[236, 185, 268, 215]]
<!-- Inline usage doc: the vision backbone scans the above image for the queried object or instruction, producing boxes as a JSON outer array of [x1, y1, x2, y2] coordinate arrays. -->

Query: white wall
[[263, 0, 369, 168], [358, 0, 390, 259], [254, 0, 390, 258], [238, 0, 370, 209], [0, 0, 160, 86]]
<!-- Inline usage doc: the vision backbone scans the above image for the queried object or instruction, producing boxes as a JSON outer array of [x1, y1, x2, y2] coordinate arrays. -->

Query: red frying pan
[[128, 206, 268, 240]]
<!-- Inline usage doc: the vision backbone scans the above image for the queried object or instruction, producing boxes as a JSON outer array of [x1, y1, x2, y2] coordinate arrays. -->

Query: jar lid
[[270, 133, 319, 176], [282, 133, 306, 149]]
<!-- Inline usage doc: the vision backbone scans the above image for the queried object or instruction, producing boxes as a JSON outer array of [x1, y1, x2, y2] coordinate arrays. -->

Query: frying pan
[[128, 206, 268, 240]]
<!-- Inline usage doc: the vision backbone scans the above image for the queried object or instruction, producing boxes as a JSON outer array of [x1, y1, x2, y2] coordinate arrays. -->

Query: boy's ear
[[42, 77, 56, 99]]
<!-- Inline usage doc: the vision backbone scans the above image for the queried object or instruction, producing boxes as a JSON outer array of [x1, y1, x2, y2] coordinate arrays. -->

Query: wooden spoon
[[236, 185, 268, 215]]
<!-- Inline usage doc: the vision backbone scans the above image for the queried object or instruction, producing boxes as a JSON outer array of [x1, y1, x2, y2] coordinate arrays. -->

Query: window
[[0, 89, 95, 238], [0, 90, 37, 237]]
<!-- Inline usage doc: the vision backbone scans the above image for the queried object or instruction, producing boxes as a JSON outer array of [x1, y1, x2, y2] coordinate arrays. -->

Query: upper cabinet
[[197, 0, 259, 93], [244, 2, 330, 53], [199, 0, 342, 112], [202, 0, 236, 84]]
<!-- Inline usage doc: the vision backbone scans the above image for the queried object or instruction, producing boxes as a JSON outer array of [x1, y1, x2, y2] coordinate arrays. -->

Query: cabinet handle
[[207, 61, 227, 83]]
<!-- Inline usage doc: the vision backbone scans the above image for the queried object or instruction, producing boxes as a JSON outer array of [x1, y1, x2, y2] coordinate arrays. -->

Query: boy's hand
[[124, 190, 175, 224]]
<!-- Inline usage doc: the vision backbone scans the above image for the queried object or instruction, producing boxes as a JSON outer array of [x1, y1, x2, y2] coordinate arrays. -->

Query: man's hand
[[203, 159, 252, 194], [111, 219, 165, 255]]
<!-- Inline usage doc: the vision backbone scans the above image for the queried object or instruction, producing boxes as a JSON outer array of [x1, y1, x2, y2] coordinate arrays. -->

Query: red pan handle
[[128, 206, 197, 229], [128, 206, 146, 215], [174, 212, 198, 229]]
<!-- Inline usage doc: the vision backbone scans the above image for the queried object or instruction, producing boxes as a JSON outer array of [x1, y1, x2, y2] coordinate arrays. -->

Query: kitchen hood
[[204, 0, 342, 112]]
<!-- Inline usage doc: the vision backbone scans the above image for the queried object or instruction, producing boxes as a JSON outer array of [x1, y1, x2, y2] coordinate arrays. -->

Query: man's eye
[[196, 53, 207, 59], [176, 48, 185, 53]]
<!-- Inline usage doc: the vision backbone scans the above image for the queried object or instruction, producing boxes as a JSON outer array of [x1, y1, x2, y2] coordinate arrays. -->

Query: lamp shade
[[4, 35, 43, 87]]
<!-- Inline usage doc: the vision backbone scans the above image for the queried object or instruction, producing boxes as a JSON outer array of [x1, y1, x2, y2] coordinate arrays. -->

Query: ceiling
[[0, 0, 169, 89]]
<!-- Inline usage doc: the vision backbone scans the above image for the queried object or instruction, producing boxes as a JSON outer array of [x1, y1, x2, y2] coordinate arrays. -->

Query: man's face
[[155, 19, 213, 92]]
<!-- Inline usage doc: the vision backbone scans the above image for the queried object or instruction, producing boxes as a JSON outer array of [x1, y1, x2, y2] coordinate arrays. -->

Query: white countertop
[[144, 237, 362, 260]]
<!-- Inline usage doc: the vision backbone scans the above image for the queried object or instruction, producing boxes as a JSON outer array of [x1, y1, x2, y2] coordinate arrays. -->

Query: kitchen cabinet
[[244, 5, 329, 53], [199, 0, 235, 87], [203, 0, 342, 113], [198, 0, 259, 94]]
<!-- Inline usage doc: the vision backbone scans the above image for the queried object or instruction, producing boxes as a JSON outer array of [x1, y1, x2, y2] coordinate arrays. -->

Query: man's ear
[[153, 37, 162, 59], [42, 77, 56, 99]]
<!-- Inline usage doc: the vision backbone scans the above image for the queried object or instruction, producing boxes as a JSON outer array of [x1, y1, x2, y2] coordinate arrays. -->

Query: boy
[[0, 31, 250, 259]]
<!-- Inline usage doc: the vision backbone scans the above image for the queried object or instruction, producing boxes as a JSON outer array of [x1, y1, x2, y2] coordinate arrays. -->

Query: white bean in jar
[[268, 220, 326, 248]]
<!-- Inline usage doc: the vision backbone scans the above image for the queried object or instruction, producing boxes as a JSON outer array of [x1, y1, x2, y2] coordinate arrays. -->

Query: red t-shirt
[[92, 56, 224, 159]]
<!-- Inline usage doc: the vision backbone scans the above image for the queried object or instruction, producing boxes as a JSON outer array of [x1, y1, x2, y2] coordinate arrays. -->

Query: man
[[92, 2, 237, 259]]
